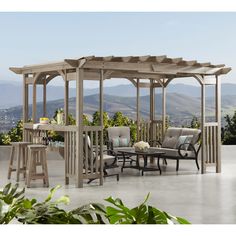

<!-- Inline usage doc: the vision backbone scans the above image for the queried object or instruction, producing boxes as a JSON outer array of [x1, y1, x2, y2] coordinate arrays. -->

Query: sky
[[0, 12, 235, 88]]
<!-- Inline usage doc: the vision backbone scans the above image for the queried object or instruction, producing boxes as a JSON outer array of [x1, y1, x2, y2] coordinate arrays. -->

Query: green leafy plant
[[105, 193, 190, 224], [0, 183, 190, 224]]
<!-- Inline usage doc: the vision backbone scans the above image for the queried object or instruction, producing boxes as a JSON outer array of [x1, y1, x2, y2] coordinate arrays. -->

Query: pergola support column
[[64, 71, 69, 125], [32, 82, 37, 123], [201, 82, 206, 174], [43, 78, 47, 117], [136, 78, 140, 141], [99, 69, 104, 186], [76, 68, 84, 188], [150, 79, 155, 143], [216, 75, 221, 173], [22, 74, 29, 141], [162, 85, 166, 140]]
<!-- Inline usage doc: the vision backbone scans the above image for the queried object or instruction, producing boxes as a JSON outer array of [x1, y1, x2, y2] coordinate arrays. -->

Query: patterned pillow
[[162, 136, 178, 149], [176, 135, 188, 149], [112, 138, 120, 148], [119, 137, 129, 147]]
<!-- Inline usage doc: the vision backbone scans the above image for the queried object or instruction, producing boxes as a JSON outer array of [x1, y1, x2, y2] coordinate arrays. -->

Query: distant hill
[[2, 93, 235, 126], [1, 81, 236, 108]]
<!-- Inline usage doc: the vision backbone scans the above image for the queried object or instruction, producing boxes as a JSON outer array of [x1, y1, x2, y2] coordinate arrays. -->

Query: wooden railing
[[138, 120, 163, 145], [204, 122, 218, 165], [83, 126, 103, 184], [64, 130, 77, 183]]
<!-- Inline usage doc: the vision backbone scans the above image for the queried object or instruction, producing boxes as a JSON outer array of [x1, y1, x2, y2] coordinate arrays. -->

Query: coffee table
[[118, 148, 165, 175]]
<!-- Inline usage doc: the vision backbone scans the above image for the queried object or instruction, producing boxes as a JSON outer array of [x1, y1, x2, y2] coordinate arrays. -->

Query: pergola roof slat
[[10, 55, 231, 78]]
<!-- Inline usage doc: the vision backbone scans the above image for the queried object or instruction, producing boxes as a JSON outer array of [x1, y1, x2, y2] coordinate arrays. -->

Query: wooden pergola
[[10, 55, 231, 188]]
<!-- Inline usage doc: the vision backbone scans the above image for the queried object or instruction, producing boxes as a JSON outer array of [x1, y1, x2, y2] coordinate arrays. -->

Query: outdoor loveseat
[[150, 127, 201, 171]]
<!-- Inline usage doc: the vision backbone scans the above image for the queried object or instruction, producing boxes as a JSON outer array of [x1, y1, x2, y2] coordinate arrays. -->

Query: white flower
[[133, 141, 150, 150]]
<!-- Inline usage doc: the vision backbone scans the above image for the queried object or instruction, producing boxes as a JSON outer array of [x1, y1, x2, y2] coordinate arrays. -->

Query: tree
[[92, 111, 110, 128], [190, 116, 200, 129], [222, 111, 236, 144], [111, 112, 130, 126]]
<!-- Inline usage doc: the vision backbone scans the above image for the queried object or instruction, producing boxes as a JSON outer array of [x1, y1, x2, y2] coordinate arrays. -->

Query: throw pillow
[[185, 135, 193, 150], [162, 136, 178, 149], [112, 138, 120, 148], [176, 135, 188, 149], [119, 137, 129, 147]]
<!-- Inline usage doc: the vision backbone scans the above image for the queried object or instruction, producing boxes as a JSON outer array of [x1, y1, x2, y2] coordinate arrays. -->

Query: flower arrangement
[[133, 141, 150, 152]]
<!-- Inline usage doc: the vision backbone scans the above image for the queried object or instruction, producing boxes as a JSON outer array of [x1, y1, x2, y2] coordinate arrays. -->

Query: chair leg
[[16, 146, 21, 182], [7, 146, 15, 179], [162, 158, 167, 165], [195, 158, 200, 170], [26, 150, 33, 188], [42, 151, 49, 187], [116, 174, 119, 181], [176, 159, 179, 171]]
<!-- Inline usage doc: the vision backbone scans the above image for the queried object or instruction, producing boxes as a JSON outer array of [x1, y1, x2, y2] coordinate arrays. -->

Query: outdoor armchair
[[83, 134, 119, 183]]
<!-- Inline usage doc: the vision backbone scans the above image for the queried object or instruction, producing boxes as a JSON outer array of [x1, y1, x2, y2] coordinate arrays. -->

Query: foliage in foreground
[[0, 183, 190, 224]]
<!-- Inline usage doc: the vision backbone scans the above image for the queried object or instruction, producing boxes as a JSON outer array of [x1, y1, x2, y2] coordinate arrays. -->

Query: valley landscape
[[0, 82, 236, 132]]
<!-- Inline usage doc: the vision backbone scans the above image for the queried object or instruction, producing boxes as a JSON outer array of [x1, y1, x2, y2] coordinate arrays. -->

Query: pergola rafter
[[10, 55, 231, 188]]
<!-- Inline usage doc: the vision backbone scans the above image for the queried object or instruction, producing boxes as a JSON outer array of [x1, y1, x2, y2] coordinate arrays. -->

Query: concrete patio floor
[[0, 145, 236, 224]]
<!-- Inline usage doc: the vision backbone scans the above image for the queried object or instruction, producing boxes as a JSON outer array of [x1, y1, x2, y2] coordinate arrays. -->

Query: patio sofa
[[150, 127, 201, 171]]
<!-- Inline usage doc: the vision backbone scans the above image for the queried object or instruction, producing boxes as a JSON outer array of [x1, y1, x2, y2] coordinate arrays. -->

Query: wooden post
[[99, 69, 104, 186], [201, 82, 206, 174], [76, 68, 84, 188], [216, 75, 221, 173], [150, 79, 155, 143], [23, 74, 29, 123], [64, 71, 69, 125], [23, 74, 29, 141], [32, 81, 37, 123], [43, 78, 47, 117], [162, 85, 166, 140], [136, 78, 140, 141]]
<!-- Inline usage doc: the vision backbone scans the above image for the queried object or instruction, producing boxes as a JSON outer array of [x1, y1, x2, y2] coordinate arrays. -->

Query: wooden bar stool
[[8, 142, 32, 181], [26, 144, 49, 188]]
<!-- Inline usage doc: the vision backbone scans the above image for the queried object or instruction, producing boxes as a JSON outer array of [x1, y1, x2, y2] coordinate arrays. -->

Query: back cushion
[[181, 128, 201, 145], [108, 127, 130, 144], [162, 128, 182, 149]]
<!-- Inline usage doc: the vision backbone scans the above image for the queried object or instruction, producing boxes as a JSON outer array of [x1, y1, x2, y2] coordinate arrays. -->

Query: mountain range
[[1, 80, 236, 108], [0, 81, 236, 131]]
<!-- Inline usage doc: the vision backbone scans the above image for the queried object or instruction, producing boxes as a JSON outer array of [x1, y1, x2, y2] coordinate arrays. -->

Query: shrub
[[0, 183, 190, 224]]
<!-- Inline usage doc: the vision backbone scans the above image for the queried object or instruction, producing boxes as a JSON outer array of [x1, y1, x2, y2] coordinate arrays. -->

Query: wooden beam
[[9, 67, 22, 74], [23, 74, 29, 124], [76, 68, 84, 188], [64, 72, 69, 125], [32, 82, 37, 123], [99, 69, 104, 186], [162, 86, 166, 139], [64, 59, 79, 68], [43, 78, 47, 117], [215, 75, 221, 173], [136, 79, 140, 141], [201, 81, 206, 174], [150, 79, 155, 144]]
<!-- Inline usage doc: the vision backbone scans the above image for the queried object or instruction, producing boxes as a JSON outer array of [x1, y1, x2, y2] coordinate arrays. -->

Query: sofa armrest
[[178, 142, 198, 158], [149, 139, 162, 147]]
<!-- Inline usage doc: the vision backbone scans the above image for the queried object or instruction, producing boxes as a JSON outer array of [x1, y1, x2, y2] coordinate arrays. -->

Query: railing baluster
[[90, 131, 94, 175]]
